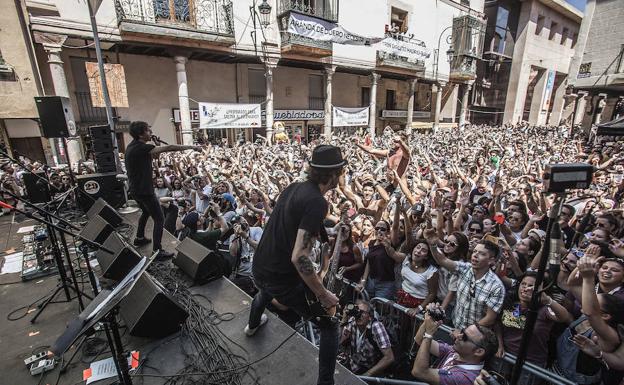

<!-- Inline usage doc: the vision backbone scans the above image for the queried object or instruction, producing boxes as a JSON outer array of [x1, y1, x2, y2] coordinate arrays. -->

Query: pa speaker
[[89, 125, 112, 140], [22, 171, 50, 203], [119, 273, 188, 338], [174, 237, 234, 283], [78, 215, 114, 245], [94, 152, 116, 173], [95, 232, 141, 281], [76, 173, 125, 211], [34, 96, 76, 138], [87, 198, 123, 228]]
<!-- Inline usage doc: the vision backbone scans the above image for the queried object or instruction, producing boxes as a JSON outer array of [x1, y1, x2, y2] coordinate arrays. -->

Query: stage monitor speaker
[[76, 173, 125, 212], [22, 171, 50, 203], [92, 140, 114, 153], [94, 152, 116, 173], [174, 237, 234, 283], [119, 273, 188, 338], [87, 198, 123, 228], [95, 232, 141, 282], [78, 215, 114, 245], [34, 96, 76, 138]]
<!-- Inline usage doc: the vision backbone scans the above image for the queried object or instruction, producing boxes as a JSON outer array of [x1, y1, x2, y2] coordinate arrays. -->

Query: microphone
[[548, 222, 562, 283], [151, 135, 169, 145]]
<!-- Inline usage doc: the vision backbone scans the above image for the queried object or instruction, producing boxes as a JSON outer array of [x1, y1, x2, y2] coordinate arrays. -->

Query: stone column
[[594, 93, 607, 125], [323, 65, 336, 139], [369, 72, 380, 138], [41, 40, 83, 167], [406, 78, 418, 135], [432, 82, 445, 133], [458, 82, 473, 128], [451, 84, 459, 123], [174, 56, 193, 145], [573, 91, 588, 126], [265, 63, 276, 144], [548, 79, 568, 125]]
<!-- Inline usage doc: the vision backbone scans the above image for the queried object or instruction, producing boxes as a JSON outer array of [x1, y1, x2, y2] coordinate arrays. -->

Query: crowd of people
[[2, 121, 624, 385]]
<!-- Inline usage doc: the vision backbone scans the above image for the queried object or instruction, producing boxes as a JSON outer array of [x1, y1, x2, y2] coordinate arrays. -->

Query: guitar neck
[[326, 230, 344, 292]]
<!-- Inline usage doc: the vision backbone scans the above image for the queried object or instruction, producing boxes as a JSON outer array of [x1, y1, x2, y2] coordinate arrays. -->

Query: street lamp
[[257, 0, 272, 27]]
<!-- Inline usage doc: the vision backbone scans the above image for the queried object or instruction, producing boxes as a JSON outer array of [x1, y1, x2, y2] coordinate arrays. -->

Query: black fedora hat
[[309, 145, 347, 169]]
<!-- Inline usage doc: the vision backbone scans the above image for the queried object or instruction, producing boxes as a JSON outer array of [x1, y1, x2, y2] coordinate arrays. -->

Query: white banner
[[382, 110, 431, 119], [287, 12, 378, 46], [376, 38, 431, 63], [332, 106, 369, 127], [199, 103, 261, 129]]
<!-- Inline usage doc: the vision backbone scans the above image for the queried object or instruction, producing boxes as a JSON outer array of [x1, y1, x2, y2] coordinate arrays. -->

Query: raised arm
[[151, 144, 202, 156]]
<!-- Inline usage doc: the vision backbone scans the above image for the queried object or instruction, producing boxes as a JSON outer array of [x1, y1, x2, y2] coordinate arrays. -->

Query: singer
[[125, 121, 202, 260]]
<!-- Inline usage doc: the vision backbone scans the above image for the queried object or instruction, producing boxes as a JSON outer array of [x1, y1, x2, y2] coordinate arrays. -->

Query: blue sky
[[566, 0, 586, 11]]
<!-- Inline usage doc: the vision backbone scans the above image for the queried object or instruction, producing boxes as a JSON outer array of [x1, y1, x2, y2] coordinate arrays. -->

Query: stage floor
[[0, 210, 365, 385]]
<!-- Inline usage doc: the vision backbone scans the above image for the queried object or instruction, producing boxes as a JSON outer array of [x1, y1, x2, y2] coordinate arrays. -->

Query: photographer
[[229, 215, 263, 296], [340, 299, 394, 376], [411, 304, 499, 385]]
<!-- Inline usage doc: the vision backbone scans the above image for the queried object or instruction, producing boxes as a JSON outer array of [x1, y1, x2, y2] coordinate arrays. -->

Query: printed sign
[[376, 37, 431, 62], [578, 62, 592, 78], [332, 106, 369, 127], [198, 103, 261, 129], [287, 12, 379, 46], [382, 110, 431, 119], [273, 109, 324, 121], [173, 109, 200, 123], [542, 70, 556, 112], [86, 62, 129, 108]]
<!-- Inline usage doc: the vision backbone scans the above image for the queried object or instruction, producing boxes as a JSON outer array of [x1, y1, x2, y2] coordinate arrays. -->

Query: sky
[[565, 0, 587, 12]]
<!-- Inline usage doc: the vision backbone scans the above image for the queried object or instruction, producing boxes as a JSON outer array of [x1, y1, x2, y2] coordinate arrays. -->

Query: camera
[[344, 303, 364, 319], [427, 307, 446, 322]]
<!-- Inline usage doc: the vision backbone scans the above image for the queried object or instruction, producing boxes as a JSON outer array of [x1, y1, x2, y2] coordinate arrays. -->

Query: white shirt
[[401, 261, 437, 300]]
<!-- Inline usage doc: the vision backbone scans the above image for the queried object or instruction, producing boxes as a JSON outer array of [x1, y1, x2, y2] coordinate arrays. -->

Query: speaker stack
[[86, 198, 123, 228], [22, 170, 51, 203], [89, 125, 116, 173], [174, 237, 234, 283]]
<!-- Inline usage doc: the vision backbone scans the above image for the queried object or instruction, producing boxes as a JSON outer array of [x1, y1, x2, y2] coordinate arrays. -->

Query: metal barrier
[[369, 297, 576, 385], [359, 376, 428, 385]]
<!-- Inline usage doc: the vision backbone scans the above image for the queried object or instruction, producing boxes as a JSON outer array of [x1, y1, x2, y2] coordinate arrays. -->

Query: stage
[[0, 210, 365, 385]]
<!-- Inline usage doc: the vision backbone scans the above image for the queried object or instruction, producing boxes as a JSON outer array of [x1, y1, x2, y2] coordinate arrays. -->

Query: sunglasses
[[444, 239, 458, 247], [569, 248, 585, 258], [468, 228, 481, 233], [375, 227, 388, 232], [459, 328, 486, 350]]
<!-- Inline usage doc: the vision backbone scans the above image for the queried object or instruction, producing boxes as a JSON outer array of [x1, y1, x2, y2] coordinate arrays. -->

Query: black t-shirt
[[125, 139, 155, 195], [252, 180, 328, 287]]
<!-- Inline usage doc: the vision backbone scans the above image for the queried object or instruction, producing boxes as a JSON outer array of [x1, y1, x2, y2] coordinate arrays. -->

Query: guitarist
[[245, 144, 347, 385]]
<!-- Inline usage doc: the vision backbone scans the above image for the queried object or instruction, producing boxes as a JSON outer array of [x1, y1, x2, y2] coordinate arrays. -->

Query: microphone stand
[[510, 192, 565, 385]]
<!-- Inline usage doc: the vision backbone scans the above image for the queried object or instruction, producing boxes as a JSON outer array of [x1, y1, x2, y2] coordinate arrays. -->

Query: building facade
[[568, 0, 624, 128], [472, 0, 582, 126], [3, 0, 488, 161]]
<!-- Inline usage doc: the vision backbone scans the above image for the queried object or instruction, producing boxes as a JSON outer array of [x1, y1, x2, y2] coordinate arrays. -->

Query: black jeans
[[249, 278, 339, 385], [134, 193, 164, 251]]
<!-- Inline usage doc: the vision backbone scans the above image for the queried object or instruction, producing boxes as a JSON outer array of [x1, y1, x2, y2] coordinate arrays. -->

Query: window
[[385, 89, 396, 110], [535, 15, 545, 36], [571, 33, 578, 48], [494, 6, 510, 54], [389, 7, 408, 33], [154, 0, 191, 23], [309, 74, 325, 109], [561, 27, 569, 46], [549, 21, 558, 40], [361, 87, 370, 107], [0, 50, 16, 81], [248, 69, 266, 103]]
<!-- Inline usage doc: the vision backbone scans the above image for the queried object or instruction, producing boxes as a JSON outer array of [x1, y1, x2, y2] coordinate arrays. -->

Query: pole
[[510, 193, 565, 385], [86, 0, 120, 172]]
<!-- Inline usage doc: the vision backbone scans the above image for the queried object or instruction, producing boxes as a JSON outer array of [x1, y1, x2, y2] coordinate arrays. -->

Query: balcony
[[309, 96, 325, 109], [376, 51, 425, 74], [450, 15, 486, 81], [277, 0, 338, 57], [114, 0, 234, 45]]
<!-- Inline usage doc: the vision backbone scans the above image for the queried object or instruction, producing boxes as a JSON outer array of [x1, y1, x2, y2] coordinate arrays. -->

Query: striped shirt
[[452, 261, 505, 329]]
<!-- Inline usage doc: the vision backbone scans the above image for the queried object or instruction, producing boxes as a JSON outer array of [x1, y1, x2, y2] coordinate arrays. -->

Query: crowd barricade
[[368, 298, 576, 385]]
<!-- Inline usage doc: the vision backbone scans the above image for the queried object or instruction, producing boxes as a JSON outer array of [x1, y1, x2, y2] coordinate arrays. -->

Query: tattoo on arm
[[302, 230, 314, 249], [296, 255, 315, 276]]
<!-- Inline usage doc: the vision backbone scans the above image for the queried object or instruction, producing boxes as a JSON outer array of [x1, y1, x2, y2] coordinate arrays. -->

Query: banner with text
[[287, 12, 378, 46], [376, 38, 431, 63], [332, 106, 370, 127], [199, 103, 261, 129]]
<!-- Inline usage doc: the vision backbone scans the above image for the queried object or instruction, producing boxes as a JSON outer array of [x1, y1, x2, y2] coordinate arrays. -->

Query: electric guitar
[[304, 224, 346, 320]]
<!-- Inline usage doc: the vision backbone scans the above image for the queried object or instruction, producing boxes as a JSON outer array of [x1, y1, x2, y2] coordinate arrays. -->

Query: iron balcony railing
[[278, 0, 338, 22], [74, 91, 110, 123], [376, 51, 425, 72], [115, 0, 234, 36], [248, 95, 266, 104]]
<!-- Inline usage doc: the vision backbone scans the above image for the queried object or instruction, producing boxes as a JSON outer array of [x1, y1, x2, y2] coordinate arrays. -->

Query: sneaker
[[133, 237, 151, 247], [244, 314, 268, 336], [154, 249, 174, 261]]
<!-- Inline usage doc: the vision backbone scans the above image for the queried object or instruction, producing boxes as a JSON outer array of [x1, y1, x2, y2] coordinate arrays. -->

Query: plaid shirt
[[342, 320, 391, 374], [452, 261, 505, 329], [436, 342, 484, 385]]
